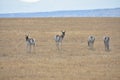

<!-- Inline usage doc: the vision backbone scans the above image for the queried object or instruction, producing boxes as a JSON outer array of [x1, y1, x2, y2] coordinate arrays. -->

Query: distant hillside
[[0, 8, 120, 18]]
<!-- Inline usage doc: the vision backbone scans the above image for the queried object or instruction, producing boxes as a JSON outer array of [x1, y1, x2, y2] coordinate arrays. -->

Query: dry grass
[[0, 17, 120, 80]]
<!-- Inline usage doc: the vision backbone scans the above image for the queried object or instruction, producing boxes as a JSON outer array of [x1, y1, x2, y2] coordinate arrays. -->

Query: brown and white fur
[[25, 35, 35, 53], [54, 31, 66, 50]]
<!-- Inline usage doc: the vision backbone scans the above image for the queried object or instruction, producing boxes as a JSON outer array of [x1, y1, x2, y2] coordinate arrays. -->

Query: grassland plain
[[0, 18, 120, 80]]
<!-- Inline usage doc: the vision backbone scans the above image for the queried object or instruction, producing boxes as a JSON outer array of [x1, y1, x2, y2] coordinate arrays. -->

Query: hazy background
[[0, 0, 120, 13]]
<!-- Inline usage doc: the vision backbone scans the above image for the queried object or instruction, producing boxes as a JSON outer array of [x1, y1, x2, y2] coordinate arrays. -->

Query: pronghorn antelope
[[54, 31, 66, 50], [103, 36, 110, 51], [88, 35, 95, 49], [25, 35, 35, 53]]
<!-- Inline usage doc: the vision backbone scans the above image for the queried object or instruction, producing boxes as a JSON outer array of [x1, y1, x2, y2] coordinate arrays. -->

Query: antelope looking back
[[25, 35, 35, 53], [54, 31, 66, 50]]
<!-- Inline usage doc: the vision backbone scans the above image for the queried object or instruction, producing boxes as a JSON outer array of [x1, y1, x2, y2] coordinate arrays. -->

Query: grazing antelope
[[103, 36, 110, 51], [54, 31, 66, 50], [25, 35, 35, 53], [88, 35, 95, 49]]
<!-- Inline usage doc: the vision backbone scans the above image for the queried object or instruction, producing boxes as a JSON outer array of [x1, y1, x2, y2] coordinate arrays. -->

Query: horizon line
[[0, 7, 120, 14]]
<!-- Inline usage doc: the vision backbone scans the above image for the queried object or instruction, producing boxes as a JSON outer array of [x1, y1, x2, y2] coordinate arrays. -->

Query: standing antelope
[[88, 35, 95, 49], [25, 35, 36, 53], [54, 31, 66, 50], [103, 36, 110, 51]]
